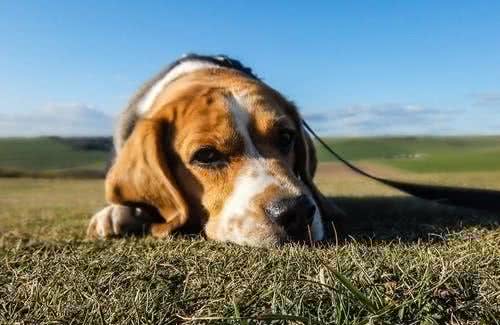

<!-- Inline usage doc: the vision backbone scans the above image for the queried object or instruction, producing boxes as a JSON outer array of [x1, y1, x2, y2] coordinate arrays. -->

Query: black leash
[[302, 120, 500, 213]]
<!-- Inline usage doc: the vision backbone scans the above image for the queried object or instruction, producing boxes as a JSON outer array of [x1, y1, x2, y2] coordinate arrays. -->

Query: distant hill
[[0, 137, 112, 178], [315, 136, 500, 173], [0, 135, 499, 177]]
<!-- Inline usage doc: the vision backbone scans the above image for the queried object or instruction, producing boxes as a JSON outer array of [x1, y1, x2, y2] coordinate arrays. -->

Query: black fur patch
[[168, 53, 260, 81]]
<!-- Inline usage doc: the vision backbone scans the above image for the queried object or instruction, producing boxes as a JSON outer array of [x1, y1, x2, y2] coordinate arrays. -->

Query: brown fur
[[87, 68, 340, 244]]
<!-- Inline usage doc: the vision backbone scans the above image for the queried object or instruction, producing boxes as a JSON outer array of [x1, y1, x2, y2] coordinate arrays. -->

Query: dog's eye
[[277, 129, 296, 154], [190, 147, 227, 168]]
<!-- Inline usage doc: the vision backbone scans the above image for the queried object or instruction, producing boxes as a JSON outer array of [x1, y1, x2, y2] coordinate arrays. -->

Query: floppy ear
[[301, 130, 318, 178], [105, 119, 188, 237], [291, 107, 346, 240], [286, 104, 318, 184]]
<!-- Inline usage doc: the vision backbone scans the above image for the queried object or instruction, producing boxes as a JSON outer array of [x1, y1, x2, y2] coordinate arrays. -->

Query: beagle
[[87, 54, 340, 246]]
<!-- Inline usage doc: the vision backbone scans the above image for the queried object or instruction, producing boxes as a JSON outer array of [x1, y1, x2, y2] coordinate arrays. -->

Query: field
[[315, 136, 500, 173], [1, 137, 500, 324], [2, 136, 500, 176], [0, 137, 110, 177]]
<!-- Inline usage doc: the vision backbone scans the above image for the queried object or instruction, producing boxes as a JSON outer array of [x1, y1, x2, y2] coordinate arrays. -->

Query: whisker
[[307, 224, 313, 246], [330, 221, 339, 246]]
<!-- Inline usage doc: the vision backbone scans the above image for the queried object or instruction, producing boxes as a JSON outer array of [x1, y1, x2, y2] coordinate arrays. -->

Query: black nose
[[265, 195, 316, 230]]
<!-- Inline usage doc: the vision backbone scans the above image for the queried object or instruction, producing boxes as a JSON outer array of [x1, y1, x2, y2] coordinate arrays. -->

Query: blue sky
[[1, 1, 499, 136]]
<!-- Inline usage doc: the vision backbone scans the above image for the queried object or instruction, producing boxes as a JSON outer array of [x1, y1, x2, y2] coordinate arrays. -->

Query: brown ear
[[286, 103, 317, 184], [293, 122, 325, 199], [105, 119, 188, 236], [304, 133, 318, 177], [291, 107, 346, 240]]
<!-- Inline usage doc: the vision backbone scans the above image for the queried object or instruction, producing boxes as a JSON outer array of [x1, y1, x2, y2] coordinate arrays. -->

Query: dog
[[87, 54, 342, 246]]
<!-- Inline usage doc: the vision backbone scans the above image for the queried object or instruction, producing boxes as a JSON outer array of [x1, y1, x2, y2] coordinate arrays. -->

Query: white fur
[[310, 201, 325, 240], [214, 96, 279, 245], [213, 95, 325, 244], [137, 60, 219, 115], [95, 206, 113, 237], [229, 96, 257, 156], [217, 159, 278, 245]]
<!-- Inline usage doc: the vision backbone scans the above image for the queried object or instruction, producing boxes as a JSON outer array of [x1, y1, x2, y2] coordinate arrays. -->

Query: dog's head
[[105, 58, 339, 246]]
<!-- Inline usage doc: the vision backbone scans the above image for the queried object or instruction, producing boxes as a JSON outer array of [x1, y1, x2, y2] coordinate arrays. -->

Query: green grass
[[2, 234, 498, 324], [1, 169, 499, 324], [388, 148, 500, 173], [315, 136, 500, 173], [0, 136, 499, 323], [0, 137, 108, 172], [2, 136, 500, 177]]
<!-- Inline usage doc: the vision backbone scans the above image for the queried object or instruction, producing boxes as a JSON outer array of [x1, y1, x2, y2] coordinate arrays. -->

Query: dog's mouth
[[263, 213, 319, 246], [279, 223, 316, 245], [279, 220, 313, 242]]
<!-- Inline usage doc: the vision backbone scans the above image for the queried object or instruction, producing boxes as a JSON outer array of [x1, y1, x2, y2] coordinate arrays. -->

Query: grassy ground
[[315, 136, 500, 173], [2, 136, 500, 177], [1, 164, 499, 324], [0, 137, 108, 176]]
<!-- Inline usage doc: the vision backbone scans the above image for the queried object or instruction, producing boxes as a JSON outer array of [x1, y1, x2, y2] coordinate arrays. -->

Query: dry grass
[[1, 164, 499, 324]]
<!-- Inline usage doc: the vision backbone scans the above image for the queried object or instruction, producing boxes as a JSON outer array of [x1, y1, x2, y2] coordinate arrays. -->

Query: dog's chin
[[205, 215, 323, 247], [227, 225, 316, 248]]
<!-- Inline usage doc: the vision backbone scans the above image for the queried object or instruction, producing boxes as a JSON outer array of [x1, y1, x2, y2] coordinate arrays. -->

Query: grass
[[0, 137, 108, 172], [1, 165, 499, 324], [2, 136, 500, 177], [315, 136, 500, 173]]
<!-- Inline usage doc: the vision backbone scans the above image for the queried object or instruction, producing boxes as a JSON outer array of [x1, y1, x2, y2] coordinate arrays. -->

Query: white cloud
[[303, 103, 461, 136], [0, 100, 496, 137], [0, 103, 113, 136], [471, 91, 500, 107]]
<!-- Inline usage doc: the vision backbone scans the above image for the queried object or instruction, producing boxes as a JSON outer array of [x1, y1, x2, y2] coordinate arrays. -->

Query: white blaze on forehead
[[228, 95, 258, 156], [137, 60, 219, 115], [214, 95, 277, 244], [213, 94, 325, 244]]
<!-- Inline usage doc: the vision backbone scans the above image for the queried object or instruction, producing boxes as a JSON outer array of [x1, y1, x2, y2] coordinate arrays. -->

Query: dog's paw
[[86, 205, 144, 239]]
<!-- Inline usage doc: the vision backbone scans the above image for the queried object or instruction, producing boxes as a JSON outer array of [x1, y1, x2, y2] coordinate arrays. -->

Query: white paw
[[86, 205, 141, 239]]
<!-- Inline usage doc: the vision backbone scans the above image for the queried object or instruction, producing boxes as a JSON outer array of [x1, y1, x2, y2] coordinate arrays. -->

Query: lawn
[[315, 136, 500, 173], [1, 164, 499, 324], [2, 136, 500, 177], [0, 137, 108, 176]]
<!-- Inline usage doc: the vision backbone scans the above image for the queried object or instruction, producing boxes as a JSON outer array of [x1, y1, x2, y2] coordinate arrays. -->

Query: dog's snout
[[265, 195, 316, 229]]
